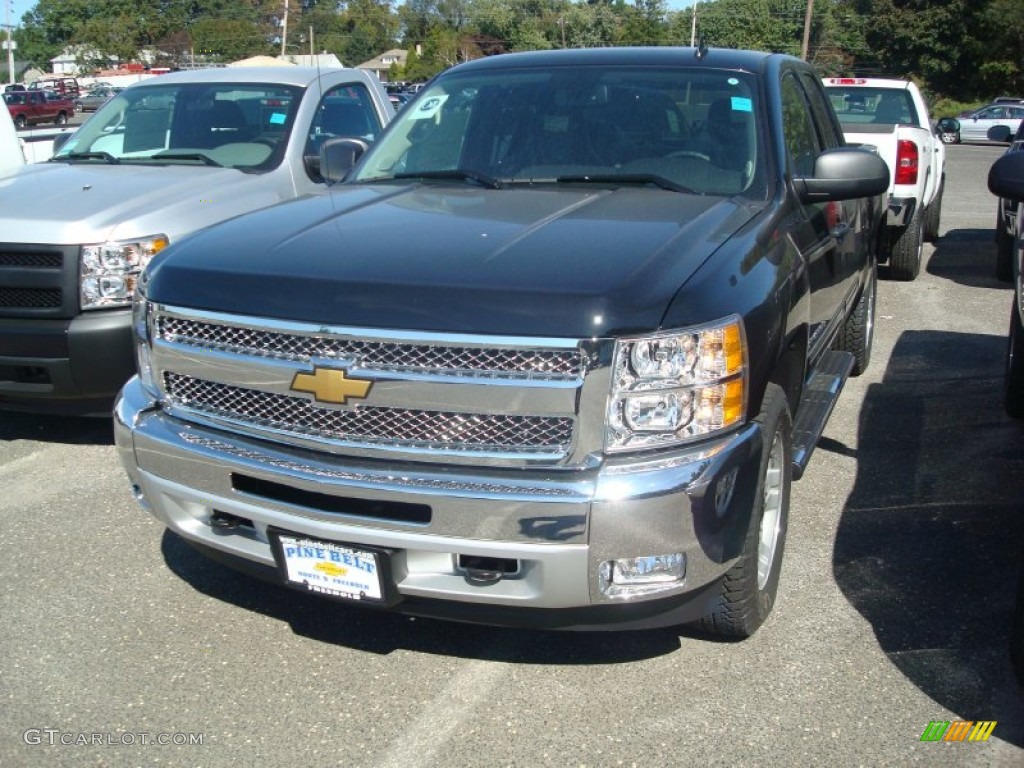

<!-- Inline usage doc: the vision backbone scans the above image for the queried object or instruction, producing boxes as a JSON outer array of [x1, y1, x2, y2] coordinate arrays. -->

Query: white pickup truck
[[0, 65, 393, 415], [824, 77, 945, 281]]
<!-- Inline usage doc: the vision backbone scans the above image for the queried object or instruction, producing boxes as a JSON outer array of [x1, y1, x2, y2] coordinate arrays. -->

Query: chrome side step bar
[[790, 350, 855, 480]]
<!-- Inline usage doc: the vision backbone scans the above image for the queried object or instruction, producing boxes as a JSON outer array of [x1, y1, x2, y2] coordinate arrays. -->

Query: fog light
[[598, 553, 686, 598]]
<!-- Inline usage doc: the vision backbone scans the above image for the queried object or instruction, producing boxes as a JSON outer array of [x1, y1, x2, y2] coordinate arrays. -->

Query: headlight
[[606, 317, 747, 453], [131, 288, 158, 395], [80, 235, 169, 310]]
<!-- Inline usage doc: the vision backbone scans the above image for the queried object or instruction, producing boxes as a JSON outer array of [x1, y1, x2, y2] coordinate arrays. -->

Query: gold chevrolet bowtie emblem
[[290, 367, 372, 405]]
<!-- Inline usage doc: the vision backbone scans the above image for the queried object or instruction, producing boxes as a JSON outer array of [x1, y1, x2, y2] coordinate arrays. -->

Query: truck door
[[781, 71, 859, 363]]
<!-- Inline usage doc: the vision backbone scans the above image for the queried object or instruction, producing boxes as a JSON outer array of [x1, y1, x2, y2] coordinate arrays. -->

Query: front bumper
[[115, 377, 767, 630], [0, 309, 134, 415]]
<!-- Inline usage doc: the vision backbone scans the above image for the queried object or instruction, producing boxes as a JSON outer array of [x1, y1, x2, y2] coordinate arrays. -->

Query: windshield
[[352, 65, 766, 197], [53, 82, 304, 170]]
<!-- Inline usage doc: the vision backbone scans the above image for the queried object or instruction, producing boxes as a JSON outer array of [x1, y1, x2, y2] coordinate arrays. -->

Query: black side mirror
[[315, 137, 369, 184], [988, 125, 1013, 144], [51, 132, 73, 153], [796, 147, 890, 203], [989, 150, 1024, 201]]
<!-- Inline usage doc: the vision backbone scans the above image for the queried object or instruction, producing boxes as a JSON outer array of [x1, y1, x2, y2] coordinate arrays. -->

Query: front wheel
[[14, 114, 26, 129], [887, 206, 924, 281], [1007, 299, 1024, 419], [834, 259, 876, 376], [697, 383, 792, 639]]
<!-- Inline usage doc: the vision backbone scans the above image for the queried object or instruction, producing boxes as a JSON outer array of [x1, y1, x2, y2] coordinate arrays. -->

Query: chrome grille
[[156, 315, 582, 380], [164, 372, 574, 454]]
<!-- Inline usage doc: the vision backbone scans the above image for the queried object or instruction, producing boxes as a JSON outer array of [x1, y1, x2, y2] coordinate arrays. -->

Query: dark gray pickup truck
[[115, 47, 887, 637]]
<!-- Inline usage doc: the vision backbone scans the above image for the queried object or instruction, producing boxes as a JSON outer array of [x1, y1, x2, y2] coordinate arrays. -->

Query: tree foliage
[[8, 0, 1023, 101]]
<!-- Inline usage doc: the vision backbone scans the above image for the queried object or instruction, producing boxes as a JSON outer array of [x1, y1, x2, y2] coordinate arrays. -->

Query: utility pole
[[280, 0, 289, 57], [801, 0, 814, 61], [3, 0, 15, 86], [690, 2, 699, 48]]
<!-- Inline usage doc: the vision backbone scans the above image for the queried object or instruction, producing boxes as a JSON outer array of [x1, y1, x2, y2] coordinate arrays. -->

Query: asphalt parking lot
[[0, 142, 1022, 766]]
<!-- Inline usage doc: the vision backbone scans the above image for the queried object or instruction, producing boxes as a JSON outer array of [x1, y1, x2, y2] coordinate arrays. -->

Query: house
[[50, 45, 119, 76], [279, 53, 344, 69], [355, 49, 407, 81]]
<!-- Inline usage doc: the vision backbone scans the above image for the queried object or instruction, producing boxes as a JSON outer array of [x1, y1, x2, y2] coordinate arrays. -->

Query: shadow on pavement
[[0, 409, 114, 445], [160, 530, 683, 664], [833, 329, 1024, 746], [926, 227, 1010, 289]]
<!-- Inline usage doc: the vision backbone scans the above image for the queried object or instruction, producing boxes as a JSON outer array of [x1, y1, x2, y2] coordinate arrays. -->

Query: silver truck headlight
[[606, 317, 747, 453], [80, 235, 169, 310]]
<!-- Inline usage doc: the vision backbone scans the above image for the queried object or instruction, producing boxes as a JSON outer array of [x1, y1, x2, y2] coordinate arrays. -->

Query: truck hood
[[146, 184, 763, 338], [0, 162, 294, 245]]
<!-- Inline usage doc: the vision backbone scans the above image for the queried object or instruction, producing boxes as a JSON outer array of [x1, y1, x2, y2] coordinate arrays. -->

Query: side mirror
[[989, 150, 1024, 202], [314, 137, 369, 184], [988, 125, 1012, 144], [796, 147, 890, 203], [51, 132, 73, 153]]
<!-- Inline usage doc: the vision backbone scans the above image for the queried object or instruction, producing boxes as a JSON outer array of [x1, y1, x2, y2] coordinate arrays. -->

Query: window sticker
[[269, 112, 286, 125], [409, 94, 448, 120], [731, 96, 753, 113]]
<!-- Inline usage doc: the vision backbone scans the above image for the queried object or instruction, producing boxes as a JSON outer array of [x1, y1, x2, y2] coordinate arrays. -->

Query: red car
[[4, 90, 75, 129]]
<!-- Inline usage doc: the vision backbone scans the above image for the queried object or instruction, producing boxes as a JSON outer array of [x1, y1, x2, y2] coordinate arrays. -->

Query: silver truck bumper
[[115, 377, 765, 630]]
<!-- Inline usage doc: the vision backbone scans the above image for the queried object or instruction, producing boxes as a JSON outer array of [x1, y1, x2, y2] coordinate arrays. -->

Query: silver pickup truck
[[0, 66, 392, 414]]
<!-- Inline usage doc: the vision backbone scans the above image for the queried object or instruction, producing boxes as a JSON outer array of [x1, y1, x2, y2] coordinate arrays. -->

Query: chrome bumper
[[115, 377, 765, 627]]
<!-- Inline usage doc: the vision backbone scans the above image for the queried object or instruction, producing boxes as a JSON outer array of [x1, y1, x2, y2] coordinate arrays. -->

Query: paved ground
[[0, 142, 1022, 766]]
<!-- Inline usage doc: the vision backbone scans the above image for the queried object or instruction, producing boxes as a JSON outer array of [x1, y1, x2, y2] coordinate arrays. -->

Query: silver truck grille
[[157, 316, 582, 380], [164, 372, 574, 454]]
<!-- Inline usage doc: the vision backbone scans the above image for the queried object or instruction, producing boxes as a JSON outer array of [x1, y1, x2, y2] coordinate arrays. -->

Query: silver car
[[959, 103, 1024, 143]]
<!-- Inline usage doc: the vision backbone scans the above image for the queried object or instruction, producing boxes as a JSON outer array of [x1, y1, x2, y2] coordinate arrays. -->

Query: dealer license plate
[[274, 534, 383, 602]]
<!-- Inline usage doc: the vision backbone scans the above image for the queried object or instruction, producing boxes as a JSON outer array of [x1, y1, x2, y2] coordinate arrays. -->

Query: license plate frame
[[268, 528, 396, 605]]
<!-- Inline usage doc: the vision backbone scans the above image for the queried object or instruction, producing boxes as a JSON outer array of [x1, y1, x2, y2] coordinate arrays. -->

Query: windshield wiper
[[59, 151, 120, 164], [556, 173, 696, 194], [392, 169, 505, 189], [151, 152, 224, 167]]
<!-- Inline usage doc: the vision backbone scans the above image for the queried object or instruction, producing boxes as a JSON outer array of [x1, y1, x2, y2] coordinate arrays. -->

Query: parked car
[[988, 149, 1024, 418], [3, 89, 75, 128], [0, 66, 394, 415], [74, 87, 122, 113], [114, 47, 887, 637], [28, 76, 80, 98], [994, 121, 1024, 281], [959, 103, 1024, 144]]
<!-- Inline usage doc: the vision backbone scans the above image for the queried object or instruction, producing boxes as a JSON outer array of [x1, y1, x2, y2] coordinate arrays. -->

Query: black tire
[[55, 112, 67, 126], [697, 383, 792, 639], [14, 114, 26, 129], [923, 177, 943, 243], [834, 259, 876, 376], [1007, 299, 1024, 419], [996, 208, 1014, 283], [887, 206, 924, 281]]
